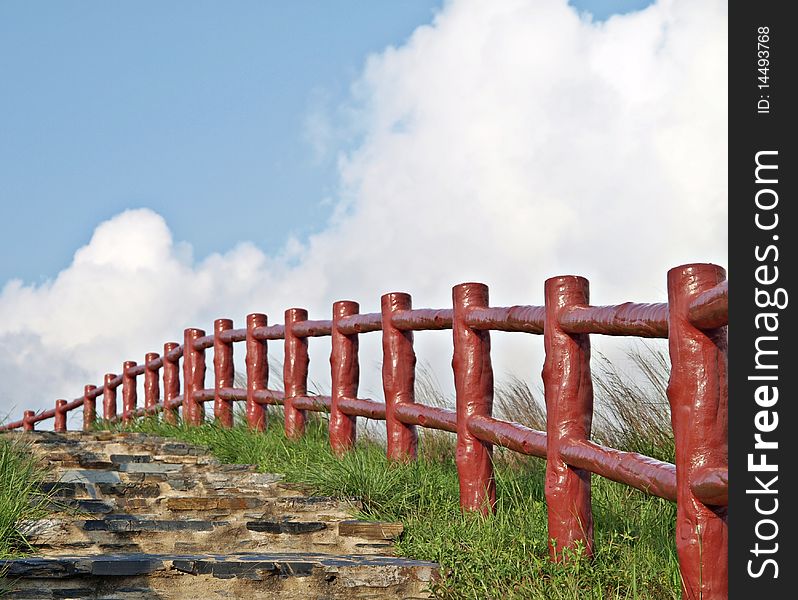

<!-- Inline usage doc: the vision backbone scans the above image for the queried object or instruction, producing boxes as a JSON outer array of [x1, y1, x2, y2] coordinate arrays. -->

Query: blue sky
[[0, 0, 654, 285], [1, 0, 727, 418]]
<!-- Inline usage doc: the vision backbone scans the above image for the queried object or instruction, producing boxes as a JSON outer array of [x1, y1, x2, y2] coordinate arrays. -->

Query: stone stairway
[[0, 431, 438, 599]]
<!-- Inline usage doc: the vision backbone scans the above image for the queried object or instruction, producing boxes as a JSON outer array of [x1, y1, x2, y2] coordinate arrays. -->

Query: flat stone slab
[[0, 551, 438, 579], [57, 469, 121, 484], [246, 520, 327, 534], [82, 517, 228, 532]]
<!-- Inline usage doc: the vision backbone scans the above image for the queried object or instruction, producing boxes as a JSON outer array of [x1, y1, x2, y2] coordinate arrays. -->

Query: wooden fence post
[[54, 400, 67, 432], [452, 283, 495, 514], [667, 263, 728, 600], [381, 292, 418, 462], [246, 313, 268, 431], [23, 410, 35, 432], [103, 373, 117, 421], [330, 301, 359, 455], [144, 352, 160, 415], [183, 328, 206, 426], [83, 384, 97, 431], [284, 308, 309, 439], [163, 342, 180, 424], [543, 275, 594, 560], [122, 361, 137, 423], [214, 318, 234, 427]]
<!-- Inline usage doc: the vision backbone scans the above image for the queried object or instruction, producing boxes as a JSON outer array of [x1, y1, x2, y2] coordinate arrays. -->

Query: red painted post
[[667, 264, 728, 600], [542, 275, 594, 560], [330, 301, 359, 455], [122, 361, 137, 423], [246, 313, 268, 431], [214, 318, 234, 427], [83, 384, 97, 431], [54, 399, 68, 432], [452, 283, 496, 514], [381, 292, 418, 462], [103, 373, 117, 421], [23, 410, 35, 432], [163, 342, 181, 424], [183, 328, 206, 426], [144, 352, 160, 415], [283, 308, 309, 439]]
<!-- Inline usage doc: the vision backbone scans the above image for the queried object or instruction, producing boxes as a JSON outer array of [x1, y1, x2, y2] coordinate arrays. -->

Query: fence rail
[[0, 262, 728, 600]]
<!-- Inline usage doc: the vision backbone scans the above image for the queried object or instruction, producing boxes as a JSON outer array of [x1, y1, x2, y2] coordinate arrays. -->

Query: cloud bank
[[0, 0, 727, 422]]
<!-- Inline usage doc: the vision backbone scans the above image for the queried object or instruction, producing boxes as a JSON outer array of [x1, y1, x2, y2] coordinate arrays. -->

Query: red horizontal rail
[[63, 397, 85, 411], [687, 280, 728, 330], [391, 308, 453, 331], [253, 324, 286, 340], [338, 396, 387, 420], [336, 312, 383, 335], [125, 363, 146, 377], [559, 439, 677, 501], [218, 328, 246, 344], [193, 334, 214, 350], [293, 395, 332, 411], [559, 303, 669, 338], [394, 402, 457, 433], [464, 306, 545, 334], [466, 414, 547, 456], [291, 319, 332, 337]]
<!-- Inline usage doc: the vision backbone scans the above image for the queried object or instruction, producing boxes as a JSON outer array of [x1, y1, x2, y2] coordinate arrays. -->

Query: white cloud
[[0, 0, 726, 424]]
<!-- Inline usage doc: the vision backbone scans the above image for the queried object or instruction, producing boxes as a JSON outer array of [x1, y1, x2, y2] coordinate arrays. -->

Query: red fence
[[0, 262, 728, 600]]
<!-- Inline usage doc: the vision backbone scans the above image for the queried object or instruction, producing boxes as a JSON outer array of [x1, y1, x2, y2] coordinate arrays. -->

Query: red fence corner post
[[183, 328, 207, 427], [214, 318, 234, 428], [54, 399, 68, 432], [330, 301, 359, 455], [284, 308, 309, 439], [23, 410, 35, 432], [246, 313, 268, 431], [381, 292, 418, 462], [144, 352, 160, 415], [667, 263, 728, 600], [163, 342, 180, 425], [452, 283, 496, 515], [103, 373, 117, 421], [542, 275, 594, 560], [83, 384, 97, 431], [122, 361, 138, 423]]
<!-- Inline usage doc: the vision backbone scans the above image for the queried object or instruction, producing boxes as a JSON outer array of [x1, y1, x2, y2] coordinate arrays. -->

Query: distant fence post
[[543, 275, 594, 560], [246, 313, 268, 431], [452, 283, 496, 515], [163, 342, 181, 424], [122, 361, 137, 423], [83, 384, 97, 431], [144, 352, 160, 415], [284, 308, 309, 439], [103, 373, 117, 421], [54, 399, 67, 432], [667, 264, 728, 600], [381, 292, 418, 462], [183, 328, 207, 426], [330, 301, 359, 455], [23, 410, 35, 432], [214, 318, 234, 427]]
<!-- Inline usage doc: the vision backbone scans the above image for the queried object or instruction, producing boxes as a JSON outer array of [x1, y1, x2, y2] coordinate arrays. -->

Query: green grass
[[100, 411, 680, 599], [0, 436, 52, 558]]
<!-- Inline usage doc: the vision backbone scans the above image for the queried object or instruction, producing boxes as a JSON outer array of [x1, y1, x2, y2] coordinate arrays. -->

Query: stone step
[[23, 516, 403, 556], [3, 430, 438, 597], [0, 552, 437, 599]]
